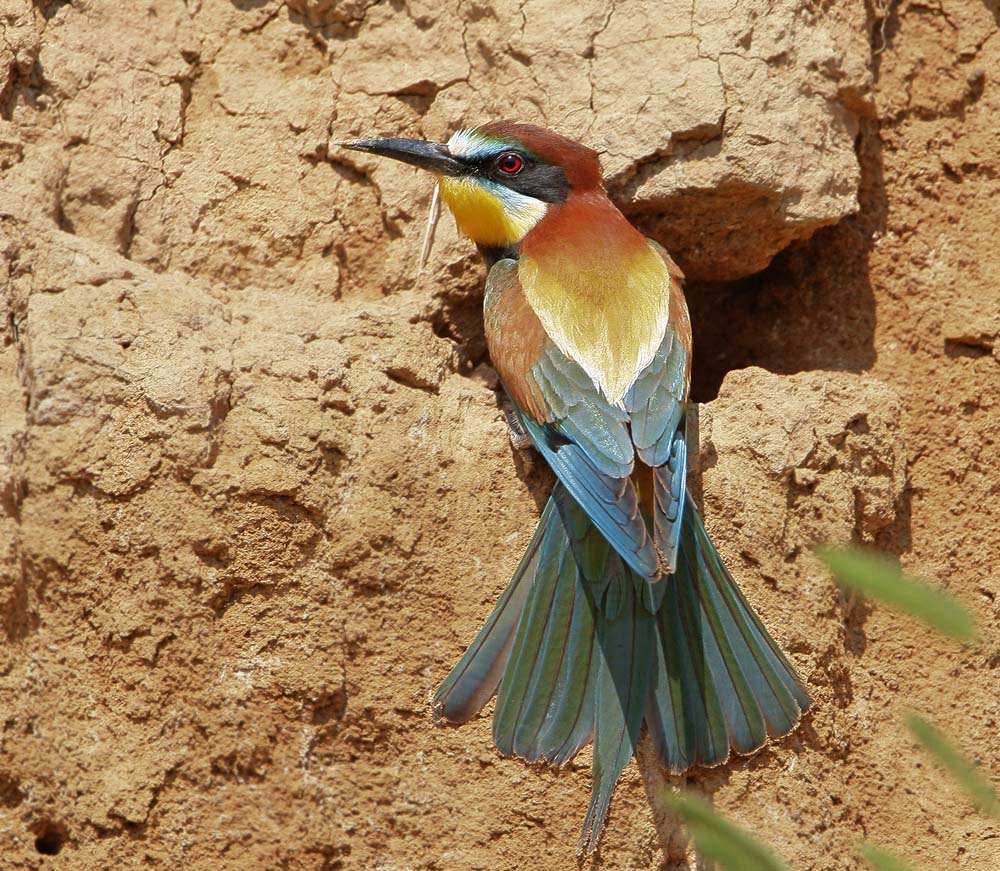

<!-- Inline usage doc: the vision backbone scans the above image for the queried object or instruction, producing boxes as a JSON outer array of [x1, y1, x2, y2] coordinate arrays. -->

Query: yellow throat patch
[[438, 177, 547, 248], [518, 241, 671, 405]]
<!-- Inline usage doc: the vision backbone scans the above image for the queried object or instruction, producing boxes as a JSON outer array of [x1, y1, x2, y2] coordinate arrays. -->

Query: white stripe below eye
[[481, 179, 547, 220]]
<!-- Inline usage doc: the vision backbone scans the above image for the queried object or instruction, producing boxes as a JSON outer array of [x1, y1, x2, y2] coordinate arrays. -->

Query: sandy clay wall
[[1, 0, 999, 869]]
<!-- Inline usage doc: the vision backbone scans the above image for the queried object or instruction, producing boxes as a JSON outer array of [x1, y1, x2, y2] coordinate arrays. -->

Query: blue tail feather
[[433, 488, 809, 853]]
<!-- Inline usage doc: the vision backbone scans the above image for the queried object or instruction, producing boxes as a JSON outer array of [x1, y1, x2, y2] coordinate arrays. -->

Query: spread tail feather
[[433, 488, 809, 853], [645, 497, 810, 773], [578, 552, 655, 853]]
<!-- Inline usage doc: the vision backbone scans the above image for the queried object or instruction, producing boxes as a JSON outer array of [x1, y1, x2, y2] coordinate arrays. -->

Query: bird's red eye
[[497, 152, 524, 174]]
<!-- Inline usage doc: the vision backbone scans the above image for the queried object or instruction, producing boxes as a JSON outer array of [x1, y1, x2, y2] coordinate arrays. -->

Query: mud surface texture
[[1, 1, 998, 870]]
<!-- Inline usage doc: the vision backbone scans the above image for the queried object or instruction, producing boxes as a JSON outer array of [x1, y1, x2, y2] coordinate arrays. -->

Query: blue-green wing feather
[[624, 325, 689, 572], [652, 433, 687, 573], [518, 323, 690, 580], [524, 348, 644, 563], [519, 411, 658, 579], [624, 328, 687, 466]]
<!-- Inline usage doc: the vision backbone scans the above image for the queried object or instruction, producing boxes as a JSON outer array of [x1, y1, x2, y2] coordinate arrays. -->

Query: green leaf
[[661, 791, 793, 871], [817, 547, 977, 643], [860, 842, 921, 871], [905, 711, 1000, 819]]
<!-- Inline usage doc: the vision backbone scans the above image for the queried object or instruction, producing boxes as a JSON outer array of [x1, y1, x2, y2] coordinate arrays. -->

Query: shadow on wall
[[682, 121, 886, 403]]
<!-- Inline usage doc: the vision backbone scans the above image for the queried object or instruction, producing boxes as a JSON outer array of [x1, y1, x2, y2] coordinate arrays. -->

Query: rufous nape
[[340, 122, 809, 854]]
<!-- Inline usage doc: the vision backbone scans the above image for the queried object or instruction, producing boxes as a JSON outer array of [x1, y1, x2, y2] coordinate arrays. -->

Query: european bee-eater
[[341, 122, 809, 853]]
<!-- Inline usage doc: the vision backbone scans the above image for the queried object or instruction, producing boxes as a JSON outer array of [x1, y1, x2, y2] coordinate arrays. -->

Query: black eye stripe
[[470, 151, 531, 172], [462, 151, 570, 204]]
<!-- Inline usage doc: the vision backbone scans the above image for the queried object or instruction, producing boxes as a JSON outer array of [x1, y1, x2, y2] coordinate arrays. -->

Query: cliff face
[[1, 2, 999, 870]]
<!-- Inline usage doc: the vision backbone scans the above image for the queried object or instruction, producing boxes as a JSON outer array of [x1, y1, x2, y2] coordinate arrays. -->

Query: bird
[[340, 122, 809, 854]]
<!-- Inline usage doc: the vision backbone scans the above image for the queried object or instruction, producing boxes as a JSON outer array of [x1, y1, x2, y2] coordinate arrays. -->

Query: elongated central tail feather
[[432, 486, 809, 854]]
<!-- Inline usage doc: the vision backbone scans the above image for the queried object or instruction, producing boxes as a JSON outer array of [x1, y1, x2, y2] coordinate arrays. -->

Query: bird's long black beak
[[337, 137, 465, 176]]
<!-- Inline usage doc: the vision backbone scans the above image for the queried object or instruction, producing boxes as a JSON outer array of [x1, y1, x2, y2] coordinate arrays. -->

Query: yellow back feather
[[518, 242, 670, 405]]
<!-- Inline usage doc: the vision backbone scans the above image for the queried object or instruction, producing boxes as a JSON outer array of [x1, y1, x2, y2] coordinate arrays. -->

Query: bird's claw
[[508, 429, 535, 452], [499, 396, 536, 459]]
